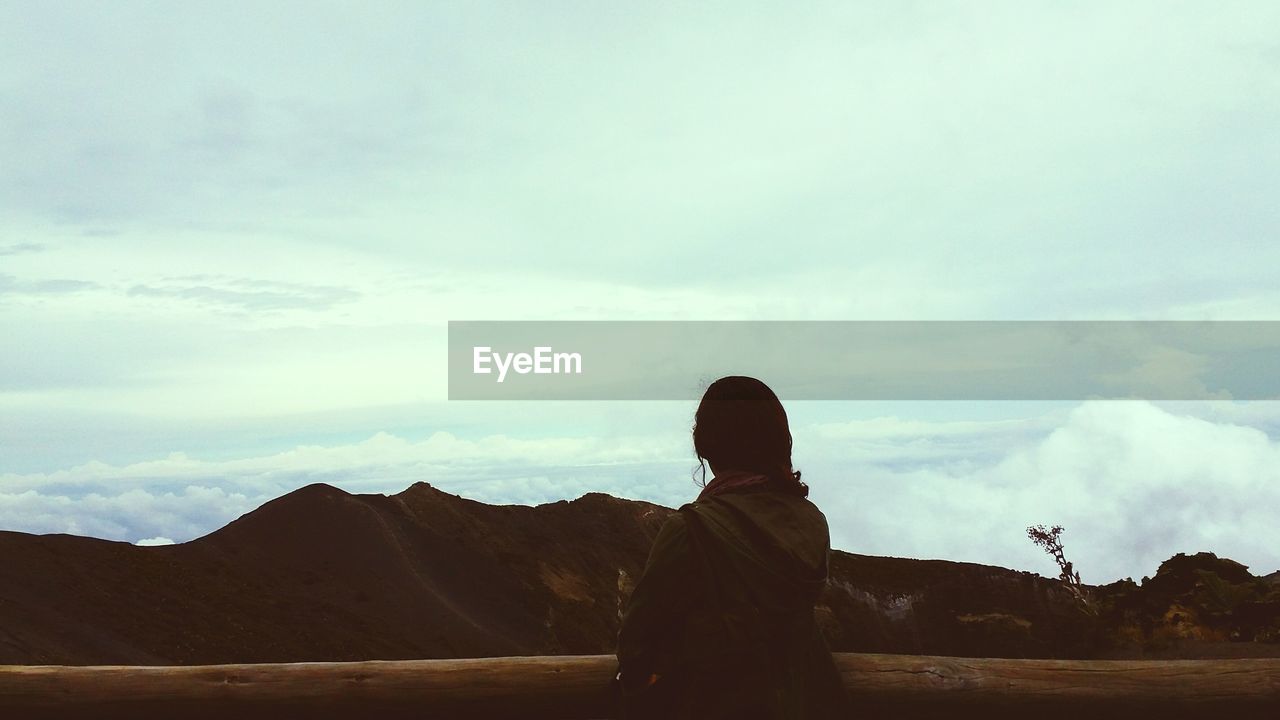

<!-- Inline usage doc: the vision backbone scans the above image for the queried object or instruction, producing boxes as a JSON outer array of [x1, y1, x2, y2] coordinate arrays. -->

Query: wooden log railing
[[1, 653, 1278, 719]]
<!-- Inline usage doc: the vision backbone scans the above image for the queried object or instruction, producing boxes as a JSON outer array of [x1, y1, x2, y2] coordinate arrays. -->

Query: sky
[[2, 1, 1280, 583]]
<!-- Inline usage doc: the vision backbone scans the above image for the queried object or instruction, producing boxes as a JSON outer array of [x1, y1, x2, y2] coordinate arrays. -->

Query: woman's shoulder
[[685, 490, 832, 594], [696, 488, 829, 525], [686, 491, 829, 546]]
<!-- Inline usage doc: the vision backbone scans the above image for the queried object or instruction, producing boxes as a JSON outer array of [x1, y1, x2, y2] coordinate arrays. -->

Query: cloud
[[817, 402, 1280, 584], [135, 536, 175, 546], [2, 2, 1277, 300], [126, 277, 360, 312], [2, 4, 1279, 432], [0, 273, 99, 296], [0, 485, 259, 544], [0, 243, 43, 256]]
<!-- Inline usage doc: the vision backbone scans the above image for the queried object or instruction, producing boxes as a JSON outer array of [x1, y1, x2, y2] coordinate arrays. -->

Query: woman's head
[[693, 376, 806, 494]]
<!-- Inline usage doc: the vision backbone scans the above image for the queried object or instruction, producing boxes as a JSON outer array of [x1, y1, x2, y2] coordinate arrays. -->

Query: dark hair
[[692, 376, 808, 496]]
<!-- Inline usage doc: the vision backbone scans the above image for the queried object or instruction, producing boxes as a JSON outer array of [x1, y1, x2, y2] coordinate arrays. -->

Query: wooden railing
[[2, 653, 1278, 719]]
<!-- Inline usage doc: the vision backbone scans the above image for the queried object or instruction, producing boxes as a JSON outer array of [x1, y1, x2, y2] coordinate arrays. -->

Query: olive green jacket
[[615, 487, 849, 719]]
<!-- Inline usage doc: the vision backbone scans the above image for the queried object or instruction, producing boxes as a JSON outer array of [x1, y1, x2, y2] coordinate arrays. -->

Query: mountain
[[0, 483, 663, 664], [0, 483, 1275, 665], [1092, 552, 1280, 656]]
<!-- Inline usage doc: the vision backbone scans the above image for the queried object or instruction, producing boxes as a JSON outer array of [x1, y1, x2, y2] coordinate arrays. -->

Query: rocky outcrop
[[1092, 552, 1280, 656]]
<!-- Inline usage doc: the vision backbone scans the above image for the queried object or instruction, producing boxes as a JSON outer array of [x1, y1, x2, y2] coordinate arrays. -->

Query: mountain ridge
[[1, 482, 1276, 665]]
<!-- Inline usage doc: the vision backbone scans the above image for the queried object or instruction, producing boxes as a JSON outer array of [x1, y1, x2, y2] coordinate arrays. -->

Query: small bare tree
[[1027, 524, 1096, 615]]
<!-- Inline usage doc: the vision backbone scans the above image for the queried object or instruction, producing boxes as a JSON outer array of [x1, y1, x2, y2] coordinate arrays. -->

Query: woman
[[615, 376, 849, 719]]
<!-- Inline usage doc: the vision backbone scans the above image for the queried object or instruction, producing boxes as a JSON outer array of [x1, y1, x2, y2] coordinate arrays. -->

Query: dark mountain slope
[[0, 483, 669, 664], [2, 483, 1274, 665]]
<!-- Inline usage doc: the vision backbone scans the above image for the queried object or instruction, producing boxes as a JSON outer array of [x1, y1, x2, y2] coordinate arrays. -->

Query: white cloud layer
[[818, 402, 1280, 584]]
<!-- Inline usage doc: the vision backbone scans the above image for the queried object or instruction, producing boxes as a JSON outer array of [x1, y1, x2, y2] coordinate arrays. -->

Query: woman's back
[[616, 480, 848, 719], [616, 375, 848, 718]]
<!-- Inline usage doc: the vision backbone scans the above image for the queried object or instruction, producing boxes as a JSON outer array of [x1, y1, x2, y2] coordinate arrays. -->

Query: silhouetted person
[[615, 376, 849, 719]]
